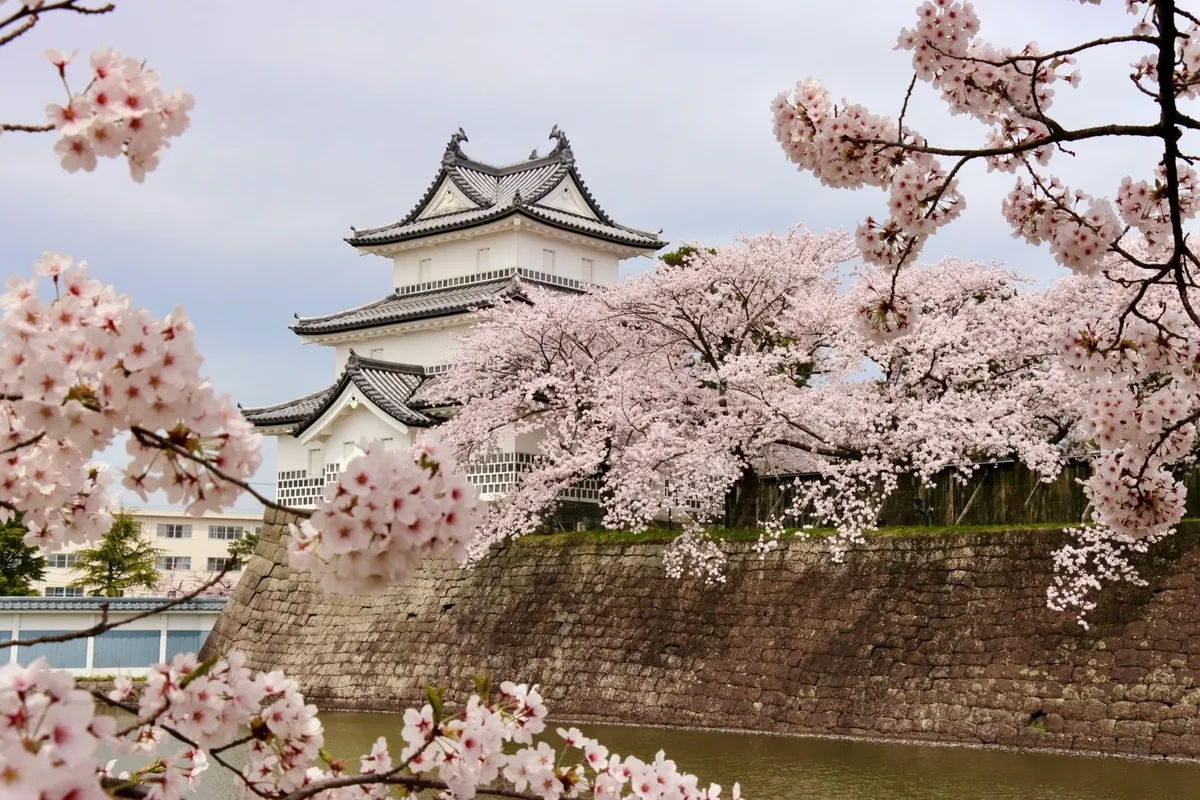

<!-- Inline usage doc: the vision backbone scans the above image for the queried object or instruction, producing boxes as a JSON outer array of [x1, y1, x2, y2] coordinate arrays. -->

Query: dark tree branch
[[0, 122, 54, 133], [849, 122, 1160, 160], [0, 15, 35, 47]]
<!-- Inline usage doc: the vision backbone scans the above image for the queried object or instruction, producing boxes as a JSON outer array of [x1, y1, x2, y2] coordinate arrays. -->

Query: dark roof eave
[[343, 208, 663, 250], [289, 302, 491, 338], [290, 356, 435, 437]]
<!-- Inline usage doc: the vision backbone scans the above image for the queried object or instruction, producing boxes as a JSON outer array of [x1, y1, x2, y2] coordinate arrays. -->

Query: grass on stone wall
[[518, 520, 1085, 547]]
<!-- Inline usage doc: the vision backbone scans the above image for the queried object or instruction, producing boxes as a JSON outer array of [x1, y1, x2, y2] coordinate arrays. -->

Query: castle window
[[581, 258, 594, 282], [307, 447, 323, 477], [418, 258, 433, 282], [477, 248, 490, 270], [543, 249, 556, 274]]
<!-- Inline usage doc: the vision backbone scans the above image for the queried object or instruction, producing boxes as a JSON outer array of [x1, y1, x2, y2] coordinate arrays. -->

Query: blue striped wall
[[17, 631, 88, 668]]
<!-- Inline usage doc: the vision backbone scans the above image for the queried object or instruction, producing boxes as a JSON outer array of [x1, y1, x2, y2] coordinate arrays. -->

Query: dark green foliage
[[0, 516, 46, 596], [227, 528, 260, 567], [659, 244, 716, 268], [69, 508, 162, 597]]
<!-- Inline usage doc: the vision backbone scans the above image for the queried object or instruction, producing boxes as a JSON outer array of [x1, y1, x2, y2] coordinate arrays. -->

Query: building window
[[581, 258, 595, 282], [207, 557, 240, 572], [208, 525, 244, 540], [342, 441, 358, 464], [307, 447, 323, 477], [47, 554, 80, 569], [477, 248, 490, 270], [44, 586, 85, 597], [542, 249, 556, 274], [380, 438, 393, 449], [418, 258, 433, 282], [156, 523, 192, 539], [156, 556, 192, 571], [369, 348, 384, 359]]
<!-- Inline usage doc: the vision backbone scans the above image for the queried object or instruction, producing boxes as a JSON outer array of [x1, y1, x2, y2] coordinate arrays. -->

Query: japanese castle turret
[[242, 127, 664, 507]]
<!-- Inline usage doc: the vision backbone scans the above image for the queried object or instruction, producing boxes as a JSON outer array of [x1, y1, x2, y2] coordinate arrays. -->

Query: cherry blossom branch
[[0, 0, 115, 35], [0, 565, 234, 650], [850, 121, 1160, 160], [283, 776, 543, 800], [129, 425, 311, 519], [936, 34, 1158, 69], [92, 689, 265, 799]]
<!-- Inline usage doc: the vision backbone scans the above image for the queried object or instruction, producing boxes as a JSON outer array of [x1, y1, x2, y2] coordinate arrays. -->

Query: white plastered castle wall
[[391, 224, 619, 288], [333, 321, 473, 374]]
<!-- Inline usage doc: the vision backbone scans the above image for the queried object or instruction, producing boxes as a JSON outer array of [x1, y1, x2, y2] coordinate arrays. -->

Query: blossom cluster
[[287, 435, 483, 594], [1115, 163, 1200, 250], [0, 253, 261, 551], [1058, 264, 1200, 541], [1000, 177, 1122, 276], [45, 47, 194, 181], [770, 80, 963, 268], [0, 657, 116, 799], [3, 653, 741, 800]]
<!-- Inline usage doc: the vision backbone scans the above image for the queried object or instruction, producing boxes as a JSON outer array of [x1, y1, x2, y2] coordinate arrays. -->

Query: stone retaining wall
[[204, 512, 1200, 758]]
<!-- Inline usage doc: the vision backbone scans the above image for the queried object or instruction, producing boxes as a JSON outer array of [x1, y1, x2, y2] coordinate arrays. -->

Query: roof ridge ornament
[[548, 124, 573, 164], [443, 127, 468, 164]]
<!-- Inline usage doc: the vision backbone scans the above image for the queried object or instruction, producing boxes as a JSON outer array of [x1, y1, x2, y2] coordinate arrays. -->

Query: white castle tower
[[242, 127, 664, 507]]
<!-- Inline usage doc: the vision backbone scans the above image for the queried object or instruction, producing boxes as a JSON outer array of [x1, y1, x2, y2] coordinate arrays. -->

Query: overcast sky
[[0, 0, 1160, 510]]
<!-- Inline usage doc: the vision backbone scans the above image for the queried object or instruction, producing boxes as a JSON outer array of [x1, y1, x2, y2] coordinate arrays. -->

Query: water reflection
[[114, 711, 1200, 799]]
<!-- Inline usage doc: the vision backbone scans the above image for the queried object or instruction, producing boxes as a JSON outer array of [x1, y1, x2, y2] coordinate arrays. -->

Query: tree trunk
[[727, 466, 761, 530]]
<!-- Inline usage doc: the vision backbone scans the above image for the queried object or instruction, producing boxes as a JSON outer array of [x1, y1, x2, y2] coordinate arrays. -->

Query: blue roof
[[0, 596, 227, 612]]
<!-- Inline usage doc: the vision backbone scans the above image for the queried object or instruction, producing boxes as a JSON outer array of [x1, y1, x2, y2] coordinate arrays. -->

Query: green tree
[[227, 528, 260, 567], [0, 516, 46, 596], [659, 244, 716, 268], [69, 509, 162, 597]]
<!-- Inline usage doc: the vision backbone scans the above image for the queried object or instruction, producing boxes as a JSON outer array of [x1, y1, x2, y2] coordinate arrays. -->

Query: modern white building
[[36, 508, 263, 598], [1, 596, 225, 676], [242, 128, 663, 507]]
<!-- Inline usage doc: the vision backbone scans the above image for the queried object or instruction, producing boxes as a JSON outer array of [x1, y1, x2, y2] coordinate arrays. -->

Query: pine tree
[[227, 528, 260, 567], [0, 516, 47, 596], [69, 508, 162, 597]]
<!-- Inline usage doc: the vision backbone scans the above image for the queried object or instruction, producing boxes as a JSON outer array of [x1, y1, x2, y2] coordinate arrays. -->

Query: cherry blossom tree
[[0, 8, 742, 799], [439, 230, 1093, 576], [770, 0, 1200, 619]]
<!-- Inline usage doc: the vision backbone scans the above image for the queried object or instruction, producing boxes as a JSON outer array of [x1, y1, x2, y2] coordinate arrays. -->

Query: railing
[[394, 266, 587, 297]]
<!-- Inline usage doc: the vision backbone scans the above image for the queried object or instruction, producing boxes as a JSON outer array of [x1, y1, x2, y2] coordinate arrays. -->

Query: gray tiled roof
[[409, 374, 445, 409], [241, 385, 336, 427], [292, 276, 519, 336], [292, 352, 434, 436], [292, 267, 583, 337], [0, 596, 227, 612], [346, 127, 663, 250]]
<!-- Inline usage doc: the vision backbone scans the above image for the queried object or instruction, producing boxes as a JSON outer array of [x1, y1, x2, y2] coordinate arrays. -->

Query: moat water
[[121, 712, 1200, 798]]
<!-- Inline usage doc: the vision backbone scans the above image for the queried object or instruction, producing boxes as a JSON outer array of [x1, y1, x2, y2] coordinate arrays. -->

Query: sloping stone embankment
[[204, 513, 1200, 758]]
